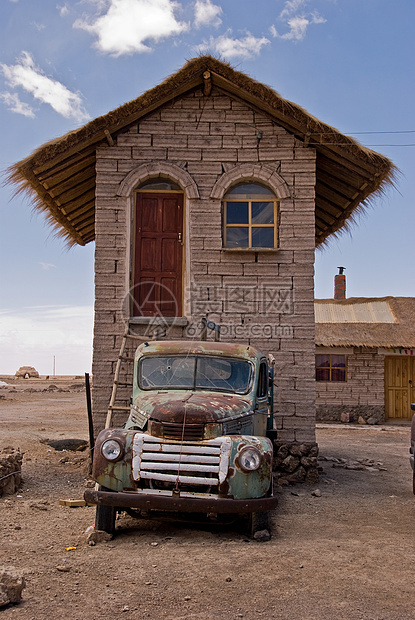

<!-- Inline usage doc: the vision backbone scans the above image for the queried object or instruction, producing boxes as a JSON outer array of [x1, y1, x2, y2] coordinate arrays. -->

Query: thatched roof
[[6, 55, 396, 247], [315, 297, 415, 348]]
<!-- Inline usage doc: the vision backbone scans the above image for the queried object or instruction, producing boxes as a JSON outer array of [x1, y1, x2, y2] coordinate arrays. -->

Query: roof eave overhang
[[7, 57, 395, 247]]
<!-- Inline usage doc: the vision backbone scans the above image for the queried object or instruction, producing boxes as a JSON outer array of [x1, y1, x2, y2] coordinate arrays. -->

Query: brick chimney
[[334, 267, 346, 300]]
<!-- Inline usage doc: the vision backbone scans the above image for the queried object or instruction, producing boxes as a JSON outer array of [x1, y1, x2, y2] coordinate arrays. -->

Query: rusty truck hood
[[134, 391, 252, 424]]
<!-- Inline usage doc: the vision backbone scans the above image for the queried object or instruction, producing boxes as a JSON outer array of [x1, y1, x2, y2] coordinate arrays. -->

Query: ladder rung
[[108, 405, 131, 411]]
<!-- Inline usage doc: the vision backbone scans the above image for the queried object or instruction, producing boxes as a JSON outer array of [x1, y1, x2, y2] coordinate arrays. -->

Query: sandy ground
[[0, 376, 414, 620]]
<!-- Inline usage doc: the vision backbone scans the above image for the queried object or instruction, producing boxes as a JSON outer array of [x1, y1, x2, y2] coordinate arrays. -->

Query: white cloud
[[0, 306, 93, 375], [32, 22, 46, 31], [0, 92, 34, 118], [57, 3, 70, 16], [74, 0, 188, 56], [39, 262, 57, 271], [280, 0, 306, 20], [197, 30, 270, 59], [272, 0, 326, 41], [194, 0, 222, 29], [0, 52, 90, 122]]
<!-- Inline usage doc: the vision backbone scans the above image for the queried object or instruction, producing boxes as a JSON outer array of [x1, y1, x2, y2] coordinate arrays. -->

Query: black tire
[[246, 511, 270, 540], [95, 503, 116, 535]]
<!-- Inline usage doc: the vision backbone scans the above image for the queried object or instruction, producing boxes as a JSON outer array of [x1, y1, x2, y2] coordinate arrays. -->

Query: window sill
[[129, 316, 188, 327], [221, 247, 280, 253]]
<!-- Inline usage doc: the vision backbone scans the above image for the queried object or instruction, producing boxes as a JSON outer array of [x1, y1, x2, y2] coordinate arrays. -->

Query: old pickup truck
[[84, 340, 278, 537]]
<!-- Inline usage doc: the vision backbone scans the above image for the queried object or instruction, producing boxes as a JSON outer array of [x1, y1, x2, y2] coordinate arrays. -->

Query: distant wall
[[316, 347, 385, 423]]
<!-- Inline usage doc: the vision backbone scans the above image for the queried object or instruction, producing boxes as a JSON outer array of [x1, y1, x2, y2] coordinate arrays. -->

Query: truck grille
[[160, 422, 204, 441], [132, 434, 232, 495]]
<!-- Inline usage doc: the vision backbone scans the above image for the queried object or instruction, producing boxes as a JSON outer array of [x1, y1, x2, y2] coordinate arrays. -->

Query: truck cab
[[85, 341, 278, 537]]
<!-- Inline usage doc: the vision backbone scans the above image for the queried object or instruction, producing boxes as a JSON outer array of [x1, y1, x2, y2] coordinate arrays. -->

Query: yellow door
[[385, 356, 415, 420]]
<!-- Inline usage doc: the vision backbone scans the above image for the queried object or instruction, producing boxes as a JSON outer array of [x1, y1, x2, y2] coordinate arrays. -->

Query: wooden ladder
[[105, 328, 150, 429]]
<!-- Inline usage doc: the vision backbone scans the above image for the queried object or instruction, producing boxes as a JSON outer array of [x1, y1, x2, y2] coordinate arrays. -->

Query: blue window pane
[[226, 202, 249, 224], [252, 202, 274, 225], [252, 227, 274, 248], [226, 227, 249, 248]]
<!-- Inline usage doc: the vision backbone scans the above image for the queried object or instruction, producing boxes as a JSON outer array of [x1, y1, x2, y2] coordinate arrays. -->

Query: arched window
[[138, 178, 181, 191], [223, 183, 278, 249]]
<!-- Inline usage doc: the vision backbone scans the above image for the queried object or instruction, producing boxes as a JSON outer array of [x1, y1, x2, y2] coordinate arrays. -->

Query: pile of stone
[[273, 442, 319, 484], [0, 448, 23, 497]]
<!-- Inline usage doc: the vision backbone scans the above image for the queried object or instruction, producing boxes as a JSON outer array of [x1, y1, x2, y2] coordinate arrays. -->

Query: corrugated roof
[[315, 297, 415, 348], [315, 300, 395, 323]]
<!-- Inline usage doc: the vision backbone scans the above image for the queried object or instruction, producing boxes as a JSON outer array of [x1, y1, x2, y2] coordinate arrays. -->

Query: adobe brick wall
[[316, 347, 385, 423], [92, 86, 317, 474]]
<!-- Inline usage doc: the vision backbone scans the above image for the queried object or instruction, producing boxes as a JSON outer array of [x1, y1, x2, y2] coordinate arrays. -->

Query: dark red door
[[133, 192, 183, 317]]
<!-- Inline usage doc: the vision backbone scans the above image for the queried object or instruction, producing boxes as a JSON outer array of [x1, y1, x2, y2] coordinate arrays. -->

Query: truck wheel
[[95, 503, 116, 535], [95, 486, 117, 535], [247, 511, 271, 541]]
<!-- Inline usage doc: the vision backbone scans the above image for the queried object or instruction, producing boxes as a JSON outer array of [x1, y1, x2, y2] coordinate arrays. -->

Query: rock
[[340, 412, 350, 423], [0, 449, 23, 497], [281, 455, 300, 473], [276, 445, 289, 459], [253, 529, 271, 542], [0, 567, 25, 607], [366, 416, 379, 425], [300, 456, 317, 468], [357, 416, 366, 425], [56, 565, 71, 572], [284, 465, 306, 484], [290, 443, 309, 457], [86, 530, 112, 544], [305, 468, 320, 484], [311, 489, 322, 497]]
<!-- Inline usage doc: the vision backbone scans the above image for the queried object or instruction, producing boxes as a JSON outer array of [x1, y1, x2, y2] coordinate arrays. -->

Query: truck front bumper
[[84, 488, 278, 514]]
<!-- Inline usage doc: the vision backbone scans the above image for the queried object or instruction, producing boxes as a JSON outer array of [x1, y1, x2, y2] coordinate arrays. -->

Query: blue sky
[[0, 0, 414, 375]]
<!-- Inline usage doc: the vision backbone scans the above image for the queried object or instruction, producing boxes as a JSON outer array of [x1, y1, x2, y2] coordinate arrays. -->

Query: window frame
[[315, 354, 347, 382], [223, 184, 279, 251]]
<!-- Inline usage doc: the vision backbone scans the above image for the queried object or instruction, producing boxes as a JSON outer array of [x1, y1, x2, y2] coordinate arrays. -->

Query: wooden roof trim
[[318, 168, 362, 198], [316, 182, 351, 210], [13, 169, 86, 246], [45, 166, 95, 198], [48, 176, 95, 203], [66, 200, 95, 221], [36, 152, 96, 183], [59, 190, 95, 216]]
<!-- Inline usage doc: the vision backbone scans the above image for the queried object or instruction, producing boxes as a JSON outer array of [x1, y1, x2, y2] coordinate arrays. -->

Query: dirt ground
[[0, 376, 414, 620]]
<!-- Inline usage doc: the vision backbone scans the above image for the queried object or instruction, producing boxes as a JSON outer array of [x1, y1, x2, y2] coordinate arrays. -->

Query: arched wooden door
[[133, 192, 183, 317]]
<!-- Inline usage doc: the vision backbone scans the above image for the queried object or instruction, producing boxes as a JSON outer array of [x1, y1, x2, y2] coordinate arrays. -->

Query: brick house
[[8, 56, 394, 479], [315, 295, 415, 424]]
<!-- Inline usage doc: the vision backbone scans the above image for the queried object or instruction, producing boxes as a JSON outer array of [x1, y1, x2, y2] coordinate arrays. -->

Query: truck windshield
[[139, 356, 252, 394]]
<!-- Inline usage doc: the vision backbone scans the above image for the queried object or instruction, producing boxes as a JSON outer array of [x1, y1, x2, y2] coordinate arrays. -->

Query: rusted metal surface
[[84, 488, 278, 514], [130, 391, 253, 425], [134, 340, 260, 362]]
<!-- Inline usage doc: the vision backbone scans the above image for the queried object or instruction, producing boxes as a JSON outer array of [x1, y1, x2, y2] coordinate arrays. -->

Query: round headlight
[[238, 446, 262, 472], [101, 439, 123, 461]]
